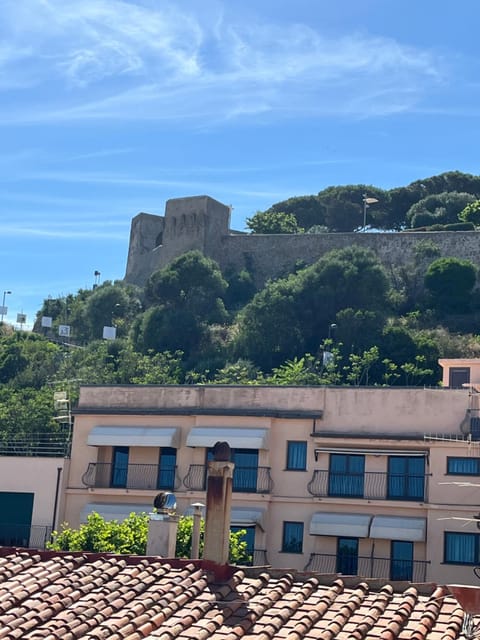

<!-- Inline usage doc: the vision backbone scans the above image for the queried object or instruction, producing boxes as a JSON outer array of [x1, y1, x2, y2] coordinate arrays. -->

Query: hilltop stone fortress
[[125, 195, 480, 287]]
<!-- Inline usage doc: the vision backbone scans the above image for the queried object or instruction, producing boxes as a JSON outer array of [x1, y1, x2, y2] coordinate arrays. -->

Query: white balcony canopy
[[87, 426, 179, 448], [370, 516, 426, 541], [230, 507, 266, 530], [186, 427, 268, 449], [309, 512, 372, 538], [80, 503, 151, 523], [182, 505, 265, 530]]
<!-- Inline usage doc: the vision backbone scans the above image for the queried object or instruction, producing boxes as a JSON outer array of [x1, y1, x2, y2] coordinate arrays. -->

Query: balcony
[[183, 464, 274, 494], [0, 524, 53, 549], [304, 553, 430, 582], [82, 462, 180, 491], [307, 470, 429, 502]]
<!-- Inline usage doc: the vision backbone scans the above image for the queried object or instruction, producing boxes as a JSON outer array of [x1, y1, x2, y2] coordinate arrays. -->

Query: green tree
[[266, 355, 322, 385], [406, 192, 476, 228], [246, 210, 304, 234], [424, 257, 477, 312], [48, 512, 149, 554], [235, 247, 391, 370], [175, 517, 250, 564], [146, 251, 227, 322], [0, 386, 61, 445], [459, 200, 480, 226], [390, 240, 441, 312], [49, 513, 251, 564], [266, 195, 325, 230], [224, 268, 257, 312], [317, 185, 388, 231], [212, 360, 264, 384]]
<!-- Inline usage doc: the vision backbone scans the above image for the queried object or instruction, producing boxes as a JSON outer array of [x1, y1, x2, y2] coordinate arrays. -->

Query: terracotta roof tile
[[0, 551, 474, 640]]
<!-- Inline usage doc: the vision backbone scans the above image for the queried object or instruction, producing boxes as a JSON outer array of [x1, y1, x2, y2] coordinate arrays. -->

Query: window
[[390, 541, 413, 581], [328, 454, 365, 497], [336, 537, 358, 575], [157, 447, 177, 489], [286, 441, 307, 470], [231, 526, 255, 565], [445, 532, 480, 565], [449, 367, 470, 389], [111, 446, 129, 488], [447, 457, 480, 475], [207, 448, 259, 492], [387, 456, 425, 501], [282, 521, 304, 553]]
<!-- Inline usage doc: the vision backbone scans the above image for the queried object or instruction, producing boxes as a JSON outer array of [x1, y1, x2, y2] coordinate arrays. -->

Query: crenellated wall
[[124, 194, 480, 287]]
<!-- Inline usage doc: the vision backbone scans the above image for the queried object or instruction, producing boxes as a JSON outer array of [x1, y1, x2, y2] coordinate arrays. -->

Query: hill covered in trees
[[247, 170, 480, 233], [3, 170, 480, 444]]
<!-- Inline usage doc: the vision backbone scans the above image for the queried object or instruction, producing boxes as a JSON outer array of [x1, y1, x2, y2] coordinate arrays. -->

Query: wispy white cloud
[[9, 169, 284, 199], [0, 0, 444, 124], [0, 223, 127, 240]]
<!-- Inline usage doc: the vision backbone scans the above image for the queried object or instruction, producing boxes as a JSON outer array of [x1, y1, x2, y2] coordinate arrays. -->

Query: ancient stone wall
[[124, 195, 480, 288]]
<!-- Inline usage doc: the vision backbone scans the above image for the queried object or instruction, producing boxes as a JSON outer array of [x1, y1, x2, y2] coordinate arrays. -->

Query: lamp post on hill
[[362, 195, 379, 231], [1, 290, 11, 324]]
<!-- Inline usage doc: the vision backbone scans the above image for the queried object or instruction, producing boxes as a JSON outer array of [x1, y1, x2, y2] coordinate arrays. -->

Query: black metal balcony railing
[[183, 464, 274, 494], [0, 524, 53, 549], [82, 463, 180, 491], [0, 433, 71, 458], [307, 470, 429, 502], [304, 553, 430, 582]]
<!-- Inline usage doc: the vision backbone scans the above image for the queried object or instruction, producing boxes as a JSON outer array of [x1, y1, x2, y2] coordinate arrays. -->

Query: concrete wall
[[124, 195, 480, 288], [77, 384, 468, 437]]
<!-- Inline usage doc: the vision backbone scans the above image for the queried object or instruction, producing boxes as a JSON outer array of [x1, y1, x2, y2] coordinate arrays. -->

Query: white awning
[[87, 426, 179, 447], [231, 507, 265, 530], [370, 516, 426, 541], [309, 512, 372, 538], [80, 503, 151, 523], [314, 448, 427, 456], [186, 427, 268, 449], [182, 506, 265, 530]]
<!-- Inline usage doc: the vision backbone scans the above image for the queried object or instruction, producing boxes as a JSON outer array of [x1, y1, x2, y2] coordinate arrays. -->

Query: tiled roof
[[0, 549, 474, 640]]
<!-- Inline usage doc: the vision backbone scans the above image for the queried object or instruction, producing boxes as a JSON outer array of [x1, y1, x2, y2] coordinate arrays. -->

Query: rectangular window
[[233, 449, 259, 492], [157, 447, 177, 489], [445, 532, 479, 565], [390, 540, 414, 581], [328, 454, 365, 497], [449, 367, 470, 389], [111, 446, 129, 488], [286, 441, 307, 470], [231, 526, 255, 565], [447, 457, 480, 475], [336, 537, 358, 575], [207, 448, 259, 492], [282, 521, 304, 553], [387, 456, 425, 501]]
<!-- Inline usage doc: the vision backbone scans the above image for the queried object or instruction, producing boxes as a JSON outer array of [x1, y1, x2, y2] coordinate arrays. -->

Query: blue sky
[[1, 0, 479, 328]]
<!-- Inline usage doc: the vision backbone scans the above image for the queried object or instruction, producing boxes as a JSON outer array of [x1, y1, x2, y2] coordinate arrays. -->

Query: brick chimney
[[202, 441, 235, 565]]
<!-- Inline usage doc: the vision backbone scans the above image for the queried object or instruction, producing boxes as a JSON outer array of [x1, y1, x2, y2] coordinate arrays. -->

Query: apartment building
[[63, 359, 480, 584]]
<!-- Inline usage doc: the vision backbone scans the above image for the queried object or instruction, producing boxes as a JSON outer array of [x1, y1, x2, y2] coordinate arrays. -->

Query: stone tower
[[125, 195, 231, 285]]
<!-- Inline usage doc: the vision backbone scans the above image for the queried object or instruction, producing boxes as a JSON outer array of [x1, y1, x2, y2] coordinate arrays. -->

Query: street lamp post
[[1, 290, 11, 324], [362, 194, 379, 231]]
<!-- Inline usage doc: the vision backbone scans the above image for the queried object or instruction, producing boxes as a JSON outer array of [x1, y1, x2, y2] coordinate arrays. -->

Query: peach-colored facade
[[0, 456, 69, 545], [62, 360, 480, 584]]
